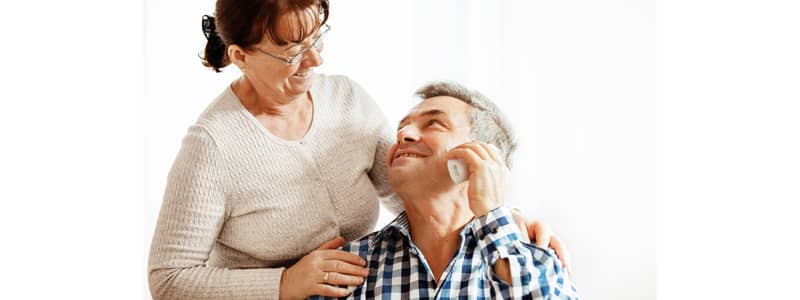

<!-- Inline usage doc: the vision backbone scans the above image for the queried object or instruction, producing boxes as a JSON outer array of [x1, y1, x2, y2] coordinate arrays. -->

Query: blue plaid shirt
[[310, 207, 579, 299]]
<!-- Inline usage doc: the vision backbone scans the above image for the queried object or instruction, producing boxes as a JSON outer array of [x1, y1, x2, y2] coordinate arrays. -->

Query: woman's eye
[[286, 46, 303, 56]]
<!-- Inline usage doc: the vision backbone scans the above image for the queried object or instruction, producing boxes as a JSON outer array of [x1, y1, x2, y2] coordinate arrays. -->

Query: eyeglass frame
[[253, 24, 331, 65]]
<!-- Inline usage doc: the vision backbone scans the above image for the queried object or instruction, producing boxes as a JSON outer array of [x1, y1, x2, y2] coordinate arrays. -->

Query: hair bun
[[202, 15, 217, 40], [201, 14, 227, 72]]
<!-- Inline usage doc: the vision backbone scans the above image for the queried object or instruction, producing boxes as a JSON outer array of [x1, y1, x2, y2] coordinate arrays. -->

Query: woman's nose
[[301, 47, 324, 67]]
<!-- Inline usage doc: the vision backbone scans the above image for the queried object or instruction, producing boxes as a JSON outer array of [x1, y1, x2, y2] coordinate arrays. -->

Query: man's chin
[[388, 167, 418, 188]]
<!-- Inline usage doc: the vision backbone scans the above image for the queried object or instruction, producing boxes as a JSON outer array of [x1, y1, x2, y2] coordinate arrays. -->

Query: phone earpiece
[[448, 159, 468, 183]]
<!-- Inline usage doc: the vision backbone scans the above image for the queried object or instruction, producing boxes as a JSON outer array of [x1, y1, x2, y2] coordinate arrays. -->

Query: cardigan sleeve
[[371, 118, 405, 214], [345, 77, 404, 214], [148, 126, 285, 300]]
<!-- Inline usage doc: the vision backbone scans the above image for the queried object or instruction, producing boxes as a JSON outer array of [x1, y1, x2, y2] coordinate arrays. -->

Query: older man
[[312, 82, 579, 299]]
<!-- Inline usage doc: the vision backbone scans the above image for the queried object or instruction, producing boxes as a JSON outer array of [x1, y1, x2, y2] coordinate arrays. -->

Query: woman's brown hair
[[201, 0, 329, 72]]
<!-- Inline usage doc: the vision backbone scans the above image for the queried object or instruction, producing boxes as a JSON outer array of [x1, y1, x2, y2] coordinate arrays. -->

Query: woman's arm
[[148, 126, 284, 300], [345, 77, 404, 214], [368, 120, 405, 214]]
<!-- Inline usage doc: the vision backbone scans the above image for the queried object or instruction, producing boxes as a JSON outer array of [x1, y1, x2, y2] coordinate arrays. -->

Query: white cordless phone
[[447, 159, 468, 183], [446, 142, 469, 183]]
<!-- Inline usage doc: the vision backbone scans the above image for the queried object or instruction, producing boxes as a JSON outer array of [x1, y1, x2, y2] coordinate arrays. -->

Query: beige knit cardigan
[[148, 74, 402, 299]]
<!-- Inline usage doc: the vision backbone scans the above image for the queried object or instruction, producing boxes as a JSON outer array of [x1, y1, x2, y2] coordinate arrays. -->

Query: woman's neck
[[233, 76, 309, 117], [232, 76, 314, 140]]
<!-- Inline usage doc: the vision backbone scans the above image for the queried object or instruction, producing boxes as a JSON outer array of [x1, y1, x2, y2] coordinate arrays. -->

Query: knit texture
[[148, 74, 402, 300]]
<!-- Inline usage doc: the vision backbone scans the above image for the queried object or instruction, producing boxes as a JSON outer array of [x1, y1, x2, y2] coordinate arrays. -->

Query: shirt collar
[[369, 211, 479, 253], [371, 211, 411, 248]]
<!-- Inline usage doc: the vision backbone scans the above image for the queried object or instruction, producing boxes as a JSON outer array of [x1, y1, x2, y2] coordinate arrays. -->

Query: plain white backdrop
[[143, 1, 654, 299], [3, 0, 799, 299]]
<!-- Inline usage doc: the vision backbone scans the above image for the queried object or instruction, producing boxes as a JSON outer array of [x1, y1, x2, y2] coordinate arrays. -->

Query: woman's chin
[[288, 72, 314, 91]]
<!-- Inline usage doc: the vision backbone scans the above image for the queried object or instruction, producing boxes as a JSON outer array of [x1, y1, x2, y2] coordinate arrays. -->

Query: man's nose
[[397, 126, 420, 144]]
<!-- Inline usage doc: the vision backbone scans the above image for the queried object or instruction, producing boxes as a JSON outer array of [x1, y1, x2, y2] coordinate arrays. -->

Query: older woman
[[148, 0, 570, 299]]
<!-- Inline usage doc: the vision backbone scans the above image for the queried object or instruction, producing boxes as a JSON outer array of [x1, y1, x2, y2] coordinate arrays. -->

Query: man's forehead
[[403, 96, 471, 120]]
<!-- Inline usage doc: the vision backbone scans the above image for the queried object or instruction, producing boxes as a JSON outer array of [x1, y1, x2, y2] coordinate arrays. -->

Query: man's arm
[[448, 142, 578, 298], [471, 207, 580, 299]]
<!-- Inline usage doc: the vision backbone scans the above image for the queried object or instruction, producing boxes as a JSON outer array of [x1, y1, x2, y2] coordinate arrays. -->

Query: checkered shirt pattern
[[309, 207, 579, 299]]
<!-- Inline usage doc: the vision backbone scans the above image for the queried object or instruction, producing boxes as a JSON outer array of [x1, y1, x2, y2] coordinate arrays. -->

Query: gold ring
[[323, 271, 329, 284]]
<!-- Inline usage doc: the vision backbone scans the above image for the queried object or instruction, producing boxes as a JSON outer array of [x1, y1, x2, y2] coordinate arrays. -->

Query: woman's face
[[243, 7, 325, 101]]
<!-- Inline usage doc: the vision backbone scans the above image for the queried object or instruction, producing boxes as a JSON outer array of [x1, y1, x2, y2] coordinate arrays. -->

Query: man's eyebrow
[[397, 109, 447, 130]]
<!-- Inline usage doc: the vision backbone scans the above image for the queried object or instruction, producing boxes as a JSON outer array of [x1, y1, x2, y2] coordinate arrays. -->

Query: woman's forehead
[[271, 6, 321, 44]]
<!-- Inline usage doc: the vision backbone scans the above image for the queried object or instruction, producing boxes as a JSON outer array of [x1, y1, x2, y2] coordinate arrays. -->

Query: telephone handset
[[447, 142, 500, 183], [447, 159, 468, 183]]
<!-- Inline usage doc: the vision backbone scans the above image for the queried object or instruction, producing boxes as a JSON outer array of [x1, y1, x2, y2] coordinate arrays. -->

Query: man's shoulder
[[339, 212, 409, 256], [339, 230, 381, 256]]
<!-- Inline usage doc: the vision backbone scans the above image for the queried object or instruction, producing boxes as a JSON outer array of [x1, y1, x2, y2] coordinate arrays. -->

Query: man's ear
[[227, 44, 247, 73]]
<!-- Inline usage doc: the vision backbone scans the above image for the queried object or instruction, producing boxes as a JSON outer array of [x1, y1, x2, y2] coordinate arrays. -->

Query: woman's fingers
[[549, 235, 573, 276], [323, 271, 366, 286], [322, 258, 369, 277], [529, 220, 552, 249], [509, 208, 532, 243], [281, 244, 368, 299], [321, 249, 367, 267], [313, 284, 351, 298]]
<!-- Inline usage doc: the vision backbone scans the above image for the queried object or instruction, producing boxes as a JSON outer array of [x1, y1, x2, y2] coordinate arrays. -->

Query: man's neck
[[401, 187, 474, 283]]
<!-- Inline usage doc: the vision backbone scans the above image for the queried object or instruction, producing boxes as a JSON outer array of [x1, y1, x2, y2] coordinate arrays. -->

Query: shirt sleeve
[[471, 207, 580, 299], [345, 77, 404, 214], [148, 126, 285, 300]]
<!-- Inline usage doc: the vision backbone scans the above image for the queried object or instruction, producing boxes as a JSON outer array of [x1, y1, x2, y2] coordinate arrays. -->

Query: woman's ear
[[227, 44, 247, 73]]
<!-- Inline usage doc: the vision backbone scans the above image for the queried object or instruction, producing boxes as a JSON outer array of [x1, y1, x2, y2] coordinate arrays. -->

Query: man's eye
[[426, 120, 444, 127]]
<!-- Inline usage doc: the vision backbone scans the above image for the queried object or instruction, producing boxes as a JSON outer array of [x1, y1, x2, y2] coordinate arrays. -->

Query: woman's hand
[[279, 236, 369, 299], [510, 211, 574, 276]]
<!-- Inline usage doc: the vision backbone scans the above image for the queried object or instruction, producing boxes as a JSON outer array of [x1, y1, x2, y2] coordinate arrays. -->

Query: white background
[[1, 0, 798, 299]]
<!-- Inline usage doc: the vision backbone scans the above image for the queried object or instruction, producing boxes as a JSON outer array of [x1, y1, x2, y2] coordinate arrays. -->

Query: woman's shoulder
[[313, 73, 361, 99], [313, 73, 357, 88], [313, 73, 378, 111], [185, 86, 247, 143]]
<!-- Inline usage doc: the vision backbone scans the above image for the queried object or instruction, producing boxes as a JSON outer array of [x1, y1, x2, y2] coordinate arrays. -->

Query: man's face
[[387, 96, 473, 192]]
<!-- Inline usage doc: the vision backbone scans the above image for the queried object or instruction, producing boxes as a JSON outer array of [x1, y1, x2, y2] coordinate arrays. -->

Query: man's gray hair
[[414, 81, 518, 168]]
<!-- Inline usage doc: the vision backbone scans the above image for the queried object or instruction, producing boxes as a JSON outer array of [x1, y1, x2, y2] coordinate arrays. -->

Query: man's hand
[[510, 211, 574, 276], [446, 141, 574, 276], [445, 141, 509, 217]]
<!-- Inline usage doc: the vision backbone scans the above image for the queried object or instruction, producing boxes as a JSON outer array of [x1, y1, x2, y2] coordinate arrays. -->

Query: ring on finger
[[323, 271, 329, 284]]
